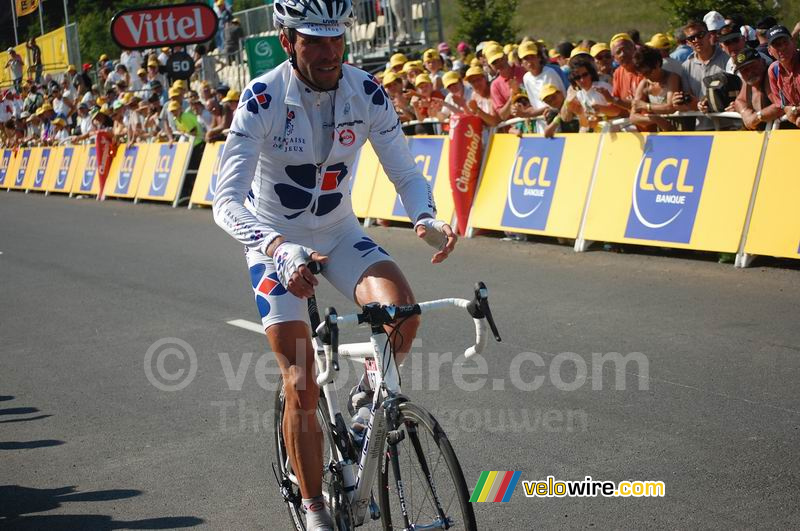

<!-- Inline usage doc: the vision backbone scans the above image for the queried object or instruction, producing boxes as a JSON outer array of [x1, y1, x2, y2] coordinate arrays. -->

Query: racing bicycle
[[273, 265, 501, 530]]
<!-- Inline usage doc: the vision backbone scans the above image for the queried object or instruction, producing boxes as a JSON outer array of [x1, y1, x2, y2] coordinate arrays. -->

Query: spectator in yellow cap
[[422, 49, 445, 92], [538, 83, 579, 138], [436, 70, 473, 121], [645, 33, 683, 75], [485, 44, 527, 121], [606, 33, 643, 116], [464, 65, 499, 126], [410, 73, 445, 127], [50, 116, 71, 144], [388, 53, 408, 72], [401, 61, 424, 90], [590, 43, 615, 82], [518, 40, 566, 132], [168, 99, 204, 146], [380, 70, 413, 122]]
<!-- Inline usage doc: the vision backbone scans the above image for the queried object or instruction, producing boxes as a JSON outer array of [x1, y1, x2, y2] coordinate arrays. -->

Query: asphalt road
[[1, 191, 799, 530]]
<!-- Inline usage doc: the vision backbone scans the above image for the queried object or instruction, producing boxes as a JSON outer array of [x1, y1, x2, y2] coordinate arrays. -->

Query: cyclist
[[212, 0, 457, 528]]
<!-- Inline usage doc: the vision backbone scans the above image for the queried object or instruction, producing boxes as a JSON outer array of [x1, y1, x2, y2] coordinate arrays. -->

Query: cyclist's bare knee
[[283, 364, 319, 412], [267, 320, 318, 412]]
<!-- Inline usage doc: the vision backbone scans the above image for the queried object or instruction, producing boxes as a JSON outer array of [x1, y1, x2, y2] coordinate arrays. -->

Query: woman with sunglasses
[[565, 56, 621, 132]]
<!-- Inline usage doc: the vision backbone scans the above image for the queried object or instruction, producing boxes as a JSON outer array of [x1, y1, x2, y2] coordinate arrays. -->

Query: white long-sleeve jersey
[[213, 61, 436, 253]]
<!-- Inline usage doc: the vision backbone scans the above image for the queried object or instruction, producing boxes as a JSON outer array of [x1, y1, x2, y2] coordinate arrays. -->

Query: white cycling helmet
[[273, 0, 355, 37]]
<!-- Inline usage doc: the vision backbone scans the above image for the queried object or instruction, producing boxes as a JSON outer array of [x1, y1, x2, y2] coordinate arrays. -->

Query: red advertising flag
[[95, 131, 115, 200], [448, 113, 483, 235]]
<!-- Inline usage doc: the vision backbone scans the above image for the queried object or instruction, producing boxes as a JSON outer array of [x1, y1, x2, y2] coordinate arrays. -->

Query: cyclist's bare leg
[[354, 260, 419, 364], [267, 320, 322, 498]]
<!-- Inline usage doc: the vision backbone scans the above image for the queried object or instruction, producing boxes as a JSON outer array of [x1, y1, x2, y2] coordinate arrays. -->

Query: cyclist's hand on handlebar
[[414, 218, 457, 264], [273, 241, 328, 298]]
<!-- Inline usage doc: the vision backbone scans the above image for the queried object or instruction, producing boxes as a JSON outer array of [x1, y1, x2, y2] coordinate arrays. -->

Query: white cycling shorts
[[245, 217, 394, 330]]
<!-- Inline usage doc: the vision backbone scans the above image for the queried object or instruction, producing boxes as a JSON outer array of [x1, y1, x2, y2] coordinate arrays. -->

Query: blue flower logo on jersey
[[354, 237, 389, 258], [274, 162, 349, 220], [363, 76, 389, 109], [242, 82, 272, 114], [249, 264, 287, 319]]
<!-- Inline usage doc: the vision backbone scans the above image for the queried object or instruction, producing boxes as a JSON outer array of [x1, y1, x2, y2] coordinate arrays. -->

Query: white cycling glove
[[414, 218, 448, 250], [273, 241, 316, 289]]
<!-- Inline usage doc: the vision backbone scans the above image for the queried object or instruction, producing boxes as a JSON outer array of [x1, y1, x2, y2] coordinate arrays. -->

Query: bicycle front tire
[[378, 401, 477, 530]]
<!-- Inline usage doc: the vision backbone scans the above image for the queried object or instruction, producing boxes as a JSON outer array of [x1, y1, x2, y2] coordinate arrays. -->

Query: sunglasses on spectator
[[573, 71, 591, 80], [686, 31, 708, 42]]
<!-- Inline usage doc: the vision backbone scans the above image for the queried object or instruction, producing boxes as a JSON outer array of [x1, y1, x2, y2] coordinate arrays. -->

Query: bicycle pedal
[[386, 429, 405, 445]]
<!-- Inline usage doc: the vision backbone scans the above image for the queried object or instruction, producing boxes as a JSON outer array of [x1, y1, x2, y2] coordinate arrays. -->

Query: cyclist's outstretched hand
[[273, 241, 329, 298], [415, 218, 457, 264]]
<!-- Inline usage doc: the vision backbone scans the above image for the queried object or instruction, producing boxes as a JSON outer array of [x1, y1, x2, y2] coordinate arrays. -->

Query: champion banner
[[15, 0, 39, 17], [448, 113, 483, 235], [95, 131, 115, 199]]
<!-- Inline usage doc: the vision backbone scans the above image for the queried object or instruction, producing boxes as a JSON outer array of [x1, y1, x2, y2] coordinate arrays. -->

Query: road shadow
[[0, 440, 65, 450], [0, 407, 39, 416], [0, 415, 53, 424], [0, 485, 204, 530]]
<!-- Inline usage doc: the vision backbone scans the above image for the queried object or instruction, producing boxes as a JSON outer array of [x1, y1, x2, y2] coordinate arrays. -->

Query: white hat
[[703, 11, 725, 32]]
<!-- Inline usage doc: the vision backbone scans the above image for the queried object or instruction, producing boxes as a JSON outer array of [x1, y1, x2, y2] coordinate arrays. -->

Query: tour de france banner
[[135, 142, 192, 205], [71, 145, 101, 196], [189, 142, 224, 207], [104, 144, 148, 200], [581, 132, 763, 252], [364, 136, 455, 224], [47, 145, 83, 194], [448, 114, 483, 235], [743, 130, 800, 260], [469, 133, 600, 238]]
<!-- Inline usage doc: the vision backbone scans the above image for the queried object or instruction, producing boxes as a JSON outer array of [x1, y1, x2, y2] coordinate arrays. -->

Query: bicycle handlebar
[[314, 283, 501, 386]]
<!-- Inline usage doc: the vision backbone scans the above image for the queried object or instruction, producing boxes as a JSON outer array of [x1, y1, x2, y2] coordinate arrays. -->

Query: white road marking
[[226, 319, 264, 335]]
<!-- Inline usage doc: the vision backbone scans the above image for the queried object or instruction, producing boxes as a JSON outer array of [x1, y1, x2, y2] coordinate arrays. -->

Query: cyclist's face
[[287, 31, 345, 90]]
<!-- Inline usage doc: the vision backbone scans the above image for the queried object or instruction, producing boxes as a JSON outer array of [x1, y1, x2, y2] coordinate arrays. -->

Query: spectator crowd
[[375, 11, 800, 136], [3, 8, 800, 152]]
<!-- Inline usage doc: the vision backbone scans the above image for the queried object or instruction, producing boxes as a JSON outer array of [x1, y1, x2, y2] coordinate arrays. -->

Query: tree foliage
[[662, 0, 776, 27], [454, 0, 519, 45]]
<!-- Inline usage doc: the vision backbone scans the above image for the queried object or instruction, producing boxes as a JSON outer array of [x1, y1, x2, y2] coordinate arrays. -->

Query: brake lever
[[325, 307, 339, 371], [467, 282, 502, 342]]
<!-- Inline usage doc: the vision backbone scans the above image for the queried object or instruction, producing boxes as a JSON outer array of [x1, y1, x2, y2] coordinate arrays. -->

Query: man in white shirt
[[518, 40, 566, 132]]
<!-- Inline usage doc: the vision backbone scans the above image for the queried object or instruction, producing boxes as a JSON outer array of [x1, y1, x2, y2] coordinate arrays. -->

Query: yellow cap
[[569, 47, 591, 58], [422, 48, 438, 62], [390, 53, 408, 68], [503, 43, 518, 55], [200, 80, 210, 88], [539, 83, 561, 100], [221, 89, 240, 103], [168, 100, 182, 112], [646, 33, 671, 50], [402, 60, 423, 74], [161, 47, 170, 52], [172, 79, 187, 89], [548, 48, 560, 59], [66, 64, 76, 72], [465, 65, 485, 79], [99, 54, 108, 61], [442, 70, 461, 88], [518, 41, 539, 59], [168, 87, 181, 98], [40, 103, 53, 111], [96, 97, 107, 105], [52, 117, 66, 126], [414, 73, 432, 87], [382, 70, 400, 85], [511, 92, 529, 104], [484, 45, 505, 64], [147, 59, 159, 67], [590, 43, 611, 57], [610, 33, 633, 46], [121, 92, 133, 104], [137, 68, 146, 75], [470, 57, 482, 68]]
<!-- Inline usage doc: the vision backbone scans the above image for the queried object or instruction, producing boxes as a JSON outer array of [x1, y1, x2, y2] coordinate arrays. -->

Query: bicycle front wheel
[[378, 401, 477, 530]]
